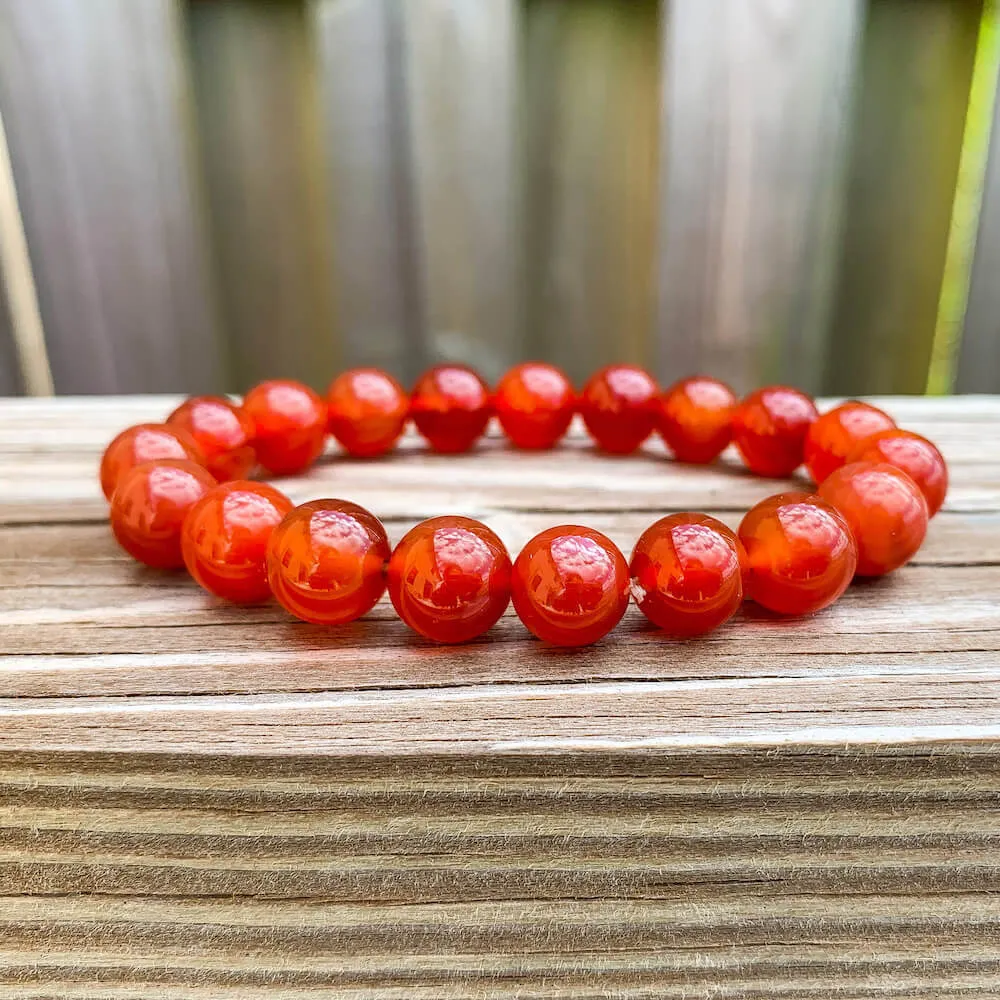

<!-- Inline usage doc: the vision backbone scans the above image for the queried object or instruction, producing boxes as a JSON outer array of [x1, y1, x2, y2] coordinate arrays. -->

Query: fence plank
[[0, 0, 226, 394]]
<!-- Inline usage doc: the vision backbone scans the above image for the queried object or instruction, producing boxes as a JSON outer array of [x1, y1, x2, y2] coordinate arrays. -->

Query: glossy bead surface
[[326, 368, 408, 457], [167, 395, 256, 481], [738, 492, 857, 616], [494, 362, 575, 449], [388, 516, 511, 643], [579, 364, 659, 454], [100, 423, 204, 501], [182, 481, 294, 603], [847, 429, 948, 516], [410, 364, 491, 453], [242, 380, 328, 476], [804, 401, 895, 484], [267, 499, 390, 624], [629, 514, 745, 636], [732, 386, 818, 478], [512, 525, 629, 646], [818, 461, 928, 577], [658, 376, 737, 464], [110, 460, 217, 568]]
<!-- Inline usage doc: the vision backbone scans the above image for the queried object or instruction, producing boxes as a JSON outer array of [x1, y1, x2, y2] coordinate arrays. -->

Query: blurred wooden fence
[[0, 0, 998, 397]]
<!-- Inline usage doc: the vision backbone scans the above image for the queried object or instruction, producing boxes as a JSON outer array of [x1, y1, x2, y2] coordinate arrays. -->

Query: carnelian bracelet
[[100, 363, 948, 647]]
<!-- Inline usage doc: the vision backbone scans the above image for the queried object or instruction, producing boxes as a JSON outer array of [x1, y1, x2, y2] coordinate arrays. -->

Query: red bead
[[100, 423, 204, 501], [410, 364, 491, 453], [579, 364, 659, 454], [512, 525, 629, 646], [738, 492, 857, 615], [267, 499, 390, 624], [731, 386, 818, 478], [167, 395, 256, 481], [494, 362, 575, 449], [629, 513, 745, 636], [110, 460, 217, 568], [242, 380, 328, 476], [182, 481, 294, 603], [847, 429, 948, 516], [804, 401, 895, 484], [326, 368, 408, 457], [388, 516, 511, 643], [658, 376, 737, 464], [818, 461, 928, 577]]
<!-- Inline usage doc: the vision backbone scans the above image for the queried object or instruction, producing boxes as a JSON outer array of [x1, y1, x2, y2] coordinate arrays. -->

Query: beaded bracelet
[[100, 363, 947, 648]]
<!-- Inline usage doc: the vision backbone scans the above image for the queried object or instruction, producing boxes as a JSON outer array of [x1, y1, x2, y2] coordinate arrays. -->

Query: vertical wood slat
[[656, 0, 864, 395], [0, 0, 226, 395]]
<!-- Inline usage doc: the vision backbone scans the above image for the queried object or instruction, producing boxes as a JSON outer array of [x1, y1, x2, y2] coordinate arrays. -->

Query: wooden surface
[[0, 395, 998, 997]]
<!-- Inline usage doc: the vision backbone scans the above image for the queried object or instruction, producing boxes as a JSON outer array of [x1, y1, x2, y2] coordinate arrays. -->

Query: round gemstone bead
[[494, 362, 575, 449], [579, 364, 659, 454], [182, 481, 294, 603], [629, 513, 745, 636], [738, 492, 857, 616], [167, 395, 256, 481], [388, 516, 511, 643], [99, 423, 204, 501], [731, 386, 818, 478], [267, 499, 390, 624], [818, 461, 928, 577], [326, 368, 408, 458], [847, 429, 948, 516], [410, 364, 492, 453], [658, 375, 737, 464], [804, 401, 895, 484], [511, 525, 629, 646], [242, 380, 328, 476], [110, 459, 217, 568]]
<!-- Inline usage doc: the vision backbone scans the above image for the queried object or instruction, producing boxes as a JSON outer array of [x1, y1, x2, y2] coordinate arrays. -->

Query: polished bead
[[182, 481, 294, 603], [100, 423, 204, 501], [167, 395, 256, 481], [494, 362, 575, 449], [579, 364, 659, 454], [629, 513, 745, 636], [804, 401, 895, 484], [388, 516, 511, 643], [267, 499, 390, 624], [110, 460, 217, 568], [732, 386, 818, 478], [818, 461, 928, 576], [847, 429, 948, 516], [658, 376, 737, 464], [242, 380, 328, 476], [738, 492, 857, 615], [410, 364, 492, 453], [326, 368, 408, 457], [512, 525, 629, 646]]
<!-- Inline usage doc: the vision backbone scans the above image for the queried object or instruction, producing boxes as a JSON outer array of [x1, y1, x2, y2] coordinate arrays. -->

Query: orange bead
[[658, 376, 737, 464], [388, 516, 511, 643], [99, 423, 204, 501], [512, 525, 629, 646], [847, 429, 948, 516], [167, 395, 256, 481], [182, 481, 294, 603], [579, 364, 659, 454], [818, 461, 928, 577], [410, 364, 491, 453], [731, 386, 818, 478], [326, 368, 408, 457], [738, 492, 857, 615], [242, 380, 328, 476], [110, 460, 217, 568], [804, 401, 895, 484], [267, 499, 390, 624], [494, 362, 575, 449], [629, 513, 745, 636]]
